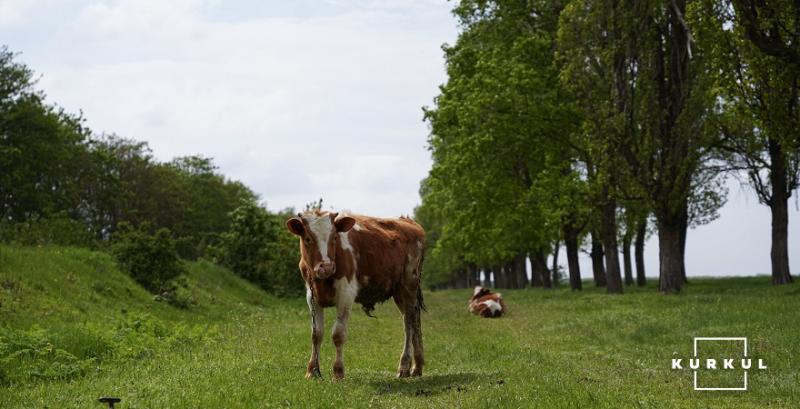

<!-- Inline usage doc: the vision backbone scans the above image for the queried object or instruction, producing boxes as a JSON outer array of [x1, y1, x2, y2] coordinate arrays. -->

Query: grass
[[1, 245, 799, 408]]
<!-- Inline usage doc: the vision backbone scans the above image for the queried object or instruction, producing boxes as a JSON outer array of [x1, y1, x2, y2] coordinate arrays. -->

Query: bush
[[0, 212, 95, 247], [263, 222, 304, 297], [213, 202, 304, 297], [111, 222, 184, 294]]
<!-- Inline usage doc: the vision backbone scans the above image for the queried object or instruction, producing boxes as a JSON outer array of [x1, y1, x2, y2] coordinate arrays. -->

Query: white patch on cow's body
[[334, 275, 359, 310], [305, 215, 334, 262], [339, 231, 354, 253], [353, 223, 363, 231], [473, 286, 483, 296], [482, 299, 502, 314]]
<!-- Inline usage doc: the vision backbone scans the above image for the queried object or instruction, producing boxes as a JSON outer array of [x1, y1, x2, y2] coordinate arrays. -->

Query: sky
[[3, 0, 800, 278]]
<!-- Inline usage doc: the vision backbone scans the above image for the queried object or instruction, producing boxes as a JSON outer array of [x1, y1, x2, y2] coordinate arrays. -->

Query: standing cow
[[286, 210, 426, 380], [469, 286, 506, 318]]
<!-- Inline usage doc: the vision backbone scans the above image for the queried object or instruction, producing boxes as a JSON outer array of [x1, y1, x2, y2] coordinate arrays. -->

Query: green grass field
[[1, 245, 799, 408]]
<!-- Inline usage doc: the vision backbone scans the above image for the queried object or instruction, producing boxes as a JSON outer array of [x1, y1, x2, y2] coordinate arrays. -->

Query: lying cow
[[286, 210, 426, 380], [469, 286, 506, 318]]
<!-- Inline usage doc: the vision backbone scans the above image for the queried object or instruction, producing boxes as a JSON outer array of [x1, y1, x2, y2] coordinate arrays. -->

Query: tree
[[730, 0, 800, 70], [421, 0, 579, 289], [700, 0, 799, 284], [0, 46, 89, 224]]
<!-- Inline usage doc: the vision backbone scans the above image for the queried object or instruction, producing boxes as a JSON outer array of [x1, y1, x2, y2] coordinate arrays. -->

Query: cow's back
[[340, 215, 424, 307]]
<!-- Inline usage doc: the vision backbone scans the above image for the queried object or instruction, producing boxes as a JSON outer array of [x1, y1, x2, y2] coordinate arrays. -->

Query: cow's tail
[[416, 248, 427, 312]]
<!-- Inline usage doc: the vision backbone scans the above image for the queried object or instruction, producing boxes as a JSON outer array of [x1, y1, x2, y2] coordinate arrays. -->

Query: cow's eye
[[304, 237, 312, 245]]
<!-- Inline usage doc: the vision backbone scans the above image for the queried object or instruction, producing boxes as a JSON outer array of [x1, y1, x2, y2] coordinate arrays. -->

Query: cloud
[[0, 0, 36, 26], [19, 0, 455, 217]]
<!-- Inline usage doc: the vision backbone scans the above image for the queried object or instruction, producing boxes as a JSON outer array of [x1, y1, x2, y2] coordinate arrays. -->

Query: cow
[[469, 286, 506, 318], [286, 210, 426, 380]]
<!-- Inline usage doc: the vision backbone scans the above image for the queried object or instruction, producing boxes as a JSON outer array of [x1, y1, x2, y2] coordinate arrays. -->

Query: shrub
[[0, 212, 94, 247], [214, 202, 304, 297], [263, 220, 303, 297], [111, 222, 184, 294]]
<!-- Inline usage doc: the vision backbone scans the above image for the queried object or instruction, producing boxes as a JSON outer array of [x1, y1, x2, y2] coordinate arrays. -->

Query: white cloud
[[22, 0, 454, 217], [0, 0, 35, 26]]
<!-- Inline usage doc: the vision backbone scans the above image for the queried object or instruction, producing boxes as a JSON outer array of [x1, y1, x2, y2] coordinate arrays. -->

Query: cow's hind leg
[[395, 296, 413, 378], [410, 303, 424, 377], [306, 287, 324, 379]]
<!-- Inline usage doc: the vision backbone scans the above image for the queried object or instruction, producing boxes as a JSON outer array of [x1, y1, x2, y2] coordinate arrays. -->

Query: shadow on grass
[[368, 372, 501, 397]]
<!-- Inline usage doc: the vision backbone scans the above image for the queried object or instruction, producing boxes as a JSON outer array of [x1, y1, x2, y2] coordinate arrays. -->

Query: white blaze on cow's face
[[286, 211, 356, 279], [307, 214, 334, 263]]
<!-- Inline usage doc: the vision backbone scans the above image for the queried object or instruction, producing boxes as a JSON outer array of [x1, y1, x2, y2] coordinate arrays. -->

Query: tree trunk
[[467, 263, 480, 287], [532, 250, 552, 288], [679, 203, 689, 284], [514, 252, 528, 288], [768, 138, 793, 285], [657, 219, 683, 293], [590, 231, 607, 286], [505, 262, 518, 289], [564, 223, 582, 290], [635, 216, 647, 286], [600, 191, 623, 294], [622, 232, 633, 286], [529, 252, 544, 287], [551, 240, 560, 287], [496, 264, 508, 288]]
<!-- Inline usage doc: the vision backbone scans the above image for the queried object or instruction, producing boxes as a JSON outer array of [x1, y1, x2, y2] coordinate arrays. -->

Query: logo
[[671, 337, 767, 391]]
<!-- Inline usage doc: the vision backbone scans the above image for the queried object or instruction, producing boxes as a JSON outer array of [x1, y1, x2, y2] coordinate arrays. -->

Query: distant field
[[1, 246, 799, 408]]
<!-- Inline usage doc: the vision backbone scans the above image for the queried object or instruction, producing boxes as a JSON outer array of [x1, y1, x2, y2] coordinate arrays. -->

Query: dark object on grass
[[99, 397, 121, 408]]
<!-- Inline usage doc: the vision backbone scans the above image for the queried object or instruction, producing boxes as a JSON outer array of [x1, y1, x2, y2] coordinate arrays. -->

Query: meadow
[[1, 245, 799, 408]]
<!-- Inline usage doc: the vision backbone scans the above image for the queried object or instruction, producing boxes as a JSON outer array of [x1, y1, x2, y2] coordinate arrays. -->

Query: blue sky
[[3, 0, 799, 277]]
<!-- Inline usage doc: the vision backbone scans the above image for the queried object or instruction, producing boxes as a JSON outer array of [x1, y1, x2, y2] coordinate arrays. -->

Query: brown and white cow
[[469, 286, 506, 318], [286, 210, 425, 380]]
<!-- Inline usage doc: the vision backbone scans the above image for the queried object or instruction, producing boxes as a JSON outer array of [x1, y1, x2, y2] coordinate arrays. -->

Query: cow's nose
[[314, 262, 335, 278]]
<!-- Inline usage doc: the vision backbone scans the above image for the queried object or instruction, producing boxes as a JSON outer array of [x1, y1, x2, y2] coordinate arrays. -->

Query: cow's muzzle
[[314, 262, 336, 279]]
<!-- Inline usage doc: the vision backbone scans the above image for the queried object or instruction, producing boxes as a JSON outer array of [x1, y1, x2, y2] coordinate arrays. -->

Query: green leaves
[[418, 1, 580, 286]]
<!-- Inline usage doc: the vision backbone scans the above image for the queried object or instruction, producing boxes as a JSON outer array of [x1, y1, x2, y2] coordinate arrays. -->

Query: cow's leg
[[395, 296, 413, 378], [410, 303, 424, 377], [306, 287, 324, 379], [332, 276, 357, 380], [331, 300, 352, 380]]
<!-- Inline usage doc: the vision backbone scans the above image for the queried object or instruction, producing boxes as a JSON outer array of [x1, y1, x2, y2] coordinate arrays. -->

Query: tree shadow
[[367, 372, 500, 397]]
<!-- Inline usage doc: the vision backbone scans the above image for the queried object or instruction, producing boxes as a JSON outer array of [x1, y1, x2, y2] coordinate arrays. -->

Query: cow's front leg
[[306, 287, 324, 379], [331, 299, 352, 380]]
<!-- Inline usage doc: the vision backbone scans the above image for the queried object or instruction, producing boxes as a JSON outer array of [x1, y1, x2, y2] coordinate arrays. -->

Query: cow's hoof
[[411, 367, 422, 377], [305, 367, 322, 379], [397, 369, 411, 378], [332, 364, 345, 381]]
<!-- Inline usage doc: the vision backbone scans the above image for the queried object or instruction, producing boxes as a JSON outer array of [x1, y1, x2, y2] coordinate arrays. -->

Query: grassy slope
[[1, 246, 799, 408]]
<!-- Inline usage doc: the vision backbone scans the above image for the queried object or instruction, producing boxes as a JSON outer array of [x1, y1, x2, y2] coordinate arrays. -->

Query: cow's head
[[286, 211, 356, 280], [472, 286, 491, 300]]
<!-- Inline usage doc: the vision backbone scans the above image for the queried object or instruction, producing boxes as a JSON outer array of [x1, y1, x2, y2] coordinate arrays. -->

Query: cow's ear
[[286, 217, 305, 236], [335, 216, 356, 233]]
